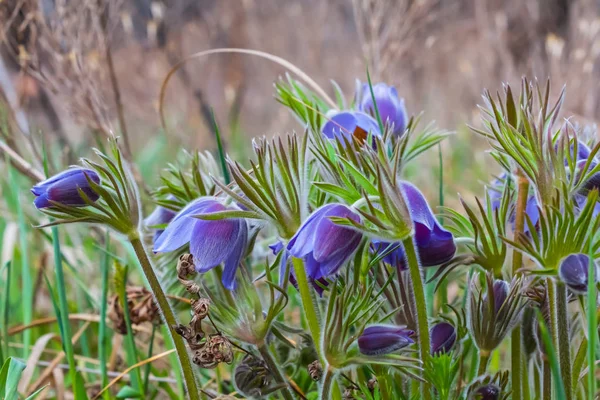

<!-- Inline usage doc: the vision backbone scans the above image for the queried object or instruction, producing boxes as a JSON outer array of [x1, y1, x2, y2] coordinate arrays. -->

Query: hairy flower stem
[[543, 360, 552, 399], [257, 342, 294, 400], [556, 282, 572, 400], [321, 366, 335, 400], [402, 237, 432, 400], [129, 235, 200, 400], [292, 257, 323, 361], [546, 278, 558, 396], [477, 351, 490, 375], [511, 172, 529, 400]]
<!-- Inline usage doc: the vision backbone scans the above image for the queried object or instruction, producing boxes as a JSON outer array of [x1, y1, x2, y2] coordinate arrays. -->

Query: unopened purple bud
[[559, 253, 598, 294], [357, 82, 408, 137], [470, 384, 500, 400], [31, 168, 100, 209], [430, 322, 457, 355], [358, 325, 414, 356], [484, 279, 509, 314]]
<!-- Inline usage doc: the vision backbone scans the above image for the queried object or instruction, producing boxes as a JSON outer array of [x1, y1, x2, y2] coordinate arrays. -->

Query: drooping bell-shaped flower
[[559, 253, 598, 294], [356, 81, 408, 137], [31, 168, 100, 209], [269, 241, 329, 296], [145, 196, 177, 244], [153, 197, 248, 290], [321, 111, 381, 145], [372, 182, 456, 269], [430, 322, 457, 355], [469, 384, 501, 400], [287, 203, 362, 279], [358, 325, 414, 356]]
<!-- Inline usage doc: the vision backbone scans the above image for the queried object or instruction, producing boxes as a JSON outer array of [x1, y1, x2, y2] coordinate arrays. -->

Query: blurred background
[[0, 0, 594, 200]]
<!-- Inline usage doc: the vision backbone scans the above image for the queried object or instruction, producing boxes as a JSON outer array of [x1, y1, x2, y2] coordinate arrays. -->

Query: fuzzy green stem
[[292, 257, 323, 361], [321, 366, 336, 400], [257, 342, 294, 400], [129, 235, 200, 400], [477, 351, 490, 375], [402, 237, 431, 400], [511, 173, 529, 400], [556, 282, 572, 400], [543, 360, 552, 400], [522, 357, 531, 400], [546, 278, 558, 398]]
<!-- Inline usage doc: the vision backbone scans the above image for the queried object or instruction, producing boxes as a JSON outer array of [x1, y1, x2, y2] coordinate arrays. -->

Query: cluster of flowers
[[30, 77, 600, 399]]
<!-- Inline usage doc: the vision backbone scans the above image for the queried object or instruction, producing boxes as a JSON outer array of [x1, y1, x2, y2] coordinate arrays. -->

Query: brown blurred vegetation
[[0, 0, 596, 196]]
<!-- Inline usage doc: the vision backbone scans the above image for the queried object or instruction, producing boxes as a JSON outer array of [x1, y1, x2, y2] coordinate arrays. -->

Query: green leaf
[[0, 357, 26, 400], [116, 385, 143, 399], [24, 385, 48, 399]]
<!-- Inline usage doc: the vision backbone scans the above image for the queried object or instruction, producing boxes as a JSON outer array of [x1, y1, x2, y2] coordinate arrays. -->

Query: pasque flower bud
[[469, 384, 501, 400], [32, 168, 100, 209], [358, 325, 414, 356], [559, 253, 598, 294], [430, 322, 457, 355]]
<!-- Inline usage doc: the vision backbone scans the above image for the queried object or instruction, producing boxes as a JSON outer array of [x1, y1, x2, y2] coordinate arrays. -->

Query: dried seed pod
[[108, 286, 160, 334], [308, 360, 323, 381], [192, 335, 233, 369]]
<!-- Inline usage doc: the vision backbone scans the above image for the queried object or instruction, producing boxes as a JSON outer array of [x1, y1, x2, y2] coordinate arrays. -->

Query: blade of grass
[[7, 162, 32, 359], [1, 262, 10, 362], [51, 227, 79, 392], [366, 67, 384, 135], [211, 109, 231, 184], [99, 232, 111, 399], [143, 324, 157, 395], [587, 242, 597, 400], [116, 263, 142, 394], [537, 309, 567, 400]]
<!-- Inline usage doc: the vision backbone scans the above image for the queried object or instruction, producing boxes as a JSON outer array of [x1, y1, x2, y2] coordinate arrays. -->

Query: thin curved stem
[[257, 342, 294, 400], [129, 235, 200, 400], [402, 237, 431, 400]]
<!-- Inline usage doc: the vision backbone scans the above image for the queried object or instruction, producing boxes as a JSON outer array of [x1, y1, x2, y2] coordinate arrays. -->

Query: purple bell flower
[[144, 198, 177, 244], [153, 197, 248, 290], [356, 81, 408, 137], [372, 182, 456, 269], [31, 168, 100, 209], [270, 241, 329, 296], [470, 384, 500, 400], [485, 279, 509, 314], [358, 324, 415, 356], [287, 203, 362, 280], [559, 253, 598, 294], [430, 322, 457, 355], [321, 111, 381, 145]]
